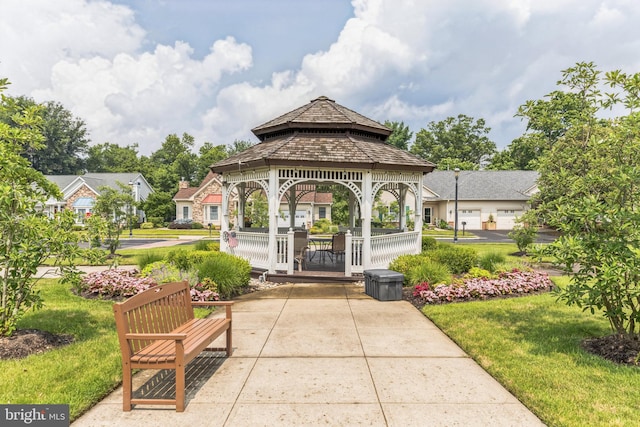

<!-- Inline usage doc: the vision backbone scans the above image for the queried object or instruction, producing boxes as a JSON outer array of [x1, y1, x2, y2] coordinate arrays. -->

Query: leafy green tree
[[383, 120, 412, 150], [0, 97, 88, 174], [533, 62, 640, 339], [141, 191, 176, 223], [196, 142, 228, 182], [490, 75, 598, 171], [246, 193, 269, 227], [146, 133, 198, 192], [0, 78, 81, 336], [90, 183, 136, 256], [226, 139, 254, 156], [411, 114, 496, 168], [86, 142, 141, 173]]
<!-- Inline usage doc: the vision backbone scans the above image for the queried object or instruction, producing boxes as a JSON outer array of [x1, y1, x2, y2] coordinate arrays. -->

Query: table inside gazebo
[[308, 237, 332, 262]]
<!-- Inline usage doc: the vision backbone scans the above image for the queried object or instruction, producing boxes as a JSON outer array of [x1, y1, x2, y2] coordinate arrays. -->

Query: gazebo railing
[[231, 229, 420, 276], [233, 231, 269, 269], [369, 230, 421, 269]]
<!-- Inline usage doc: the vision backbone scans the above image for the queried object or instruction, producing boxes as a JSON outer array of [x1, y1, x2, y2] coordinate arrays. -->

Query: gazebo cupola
[[211, 96, 435, 277]]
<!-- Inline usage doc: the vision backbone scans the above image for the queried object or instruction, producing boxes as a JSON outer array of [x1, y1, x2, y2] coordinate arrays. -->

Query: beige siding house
[[422, 170, 539, 230]]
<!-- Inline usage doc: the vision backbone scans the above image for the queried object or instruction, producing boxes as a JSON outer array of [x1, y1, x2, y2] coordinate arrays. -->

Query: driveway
[[449, 229, 559, 244]]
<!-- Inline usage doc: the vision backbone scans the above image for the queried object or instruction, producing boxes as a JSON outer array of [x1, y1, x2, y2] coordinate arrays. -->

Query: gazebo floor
[[252, 251, 363, 283]]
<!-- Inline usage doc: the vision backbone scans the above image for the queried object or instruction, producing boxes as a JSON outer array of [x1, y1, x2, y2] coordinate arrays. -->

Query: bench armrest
[[191, 301, 234, 307], [192, 300, 234, 319], [125, 333, 188, 341]]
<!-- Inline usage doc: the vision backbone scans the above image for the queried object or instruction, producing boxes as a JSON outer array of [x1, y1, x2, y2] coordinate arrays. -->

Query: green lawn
[[0, 280, 213, 421], [422, 277, 640, 427]]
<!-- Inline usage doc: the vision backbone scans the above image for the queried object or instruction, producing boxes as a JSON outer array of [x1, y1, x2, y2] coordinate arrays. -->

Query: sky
[[2, 0, 640, 156]]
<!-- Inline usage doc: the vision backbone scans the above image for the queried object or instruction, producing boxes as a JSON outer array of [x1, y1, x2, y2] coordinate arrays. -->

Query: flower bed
[[412, 269, 554, 305], [80, 269, 220, 302]]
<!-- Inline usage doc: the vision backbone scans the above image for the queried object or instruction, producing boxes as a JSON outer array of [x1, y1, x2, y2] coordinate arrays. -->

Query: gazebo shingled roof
[[211, 96, 435, 173]]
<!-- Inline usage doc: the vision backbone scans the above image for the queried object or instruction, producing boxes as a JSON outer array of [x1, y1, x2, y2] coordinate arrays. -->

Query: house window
[[319, 207, 326, 219], [182, 206, 189, 219], [209, 206, 219, 221], [424, 207, 432, 224]]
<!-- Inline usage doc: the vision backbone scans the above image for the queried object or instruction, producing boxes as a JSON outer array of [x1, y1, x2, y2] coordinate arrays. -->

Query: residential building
[[44, 173, 152, 224]]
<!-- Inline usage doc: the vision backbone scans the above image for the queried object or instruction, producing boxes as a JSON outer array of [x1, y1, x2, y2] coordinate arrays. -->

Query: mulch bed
[[0, 329, 74, 360]]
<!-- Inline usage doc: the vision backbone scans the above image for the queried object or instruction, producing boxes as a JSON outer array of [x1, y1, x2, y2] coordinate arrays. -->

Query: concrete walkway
[[72, 283, 544, 427]]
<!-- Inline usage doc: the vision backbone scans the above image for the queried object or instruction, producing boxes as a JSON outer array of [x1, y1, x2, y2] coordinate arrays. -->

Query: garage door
[[458, 209, 482, 230], [496, 210, 523, 230]]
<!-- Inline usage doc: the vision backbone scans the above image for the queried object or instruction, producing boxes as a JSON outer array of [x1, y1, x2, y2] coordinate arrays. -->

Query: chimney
[[179, 178, 189, 189]]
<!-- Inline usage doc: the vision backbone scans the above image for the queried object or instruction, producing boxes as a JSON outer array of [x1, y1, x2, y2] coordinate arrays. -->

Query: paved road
[[79, 238, 198, 250], [443, 229, 559, 244]]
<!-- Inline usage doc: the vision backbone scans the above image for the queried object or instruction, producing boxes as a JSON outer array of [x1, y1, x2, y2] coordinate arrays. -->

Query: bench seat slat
[[130, 318, 230, 365]]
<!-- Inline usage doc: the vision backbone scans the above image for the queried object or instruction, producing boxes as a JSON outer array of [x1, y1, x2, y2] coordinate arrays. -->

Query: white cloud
[[3, 0, 640, 155], [0, 0, 144, 94]]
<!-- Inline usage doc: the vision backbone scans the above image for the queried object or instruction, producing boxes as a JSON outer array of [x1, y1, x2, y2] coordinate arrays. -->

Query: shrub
[[421, 236, 438, 251], [194, 239, 219, 251], [437, 219, 450, 229], [140, 261, 181, 283], [478, 251, 506, 273], [407, 259, 450, 286], [137, 251, 164, 271], [464, 267, 494, 279], [197, 253, 251, 298], [428, 245, 477, 274], [166, 249, 196, 271], [508, 221, 538, 254], [389, 254, 427, 285], [168, 219, 192, 229], [147, 216, 164, 228], [140, 222, 154, 229], [81, 268, 157, 298], [192, 222, 204, 229]]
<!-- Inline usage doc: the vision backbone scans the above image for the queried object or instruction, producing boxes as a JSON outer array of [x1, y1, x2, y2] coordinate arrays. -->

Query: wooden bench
[[113, 280, 233, 412]]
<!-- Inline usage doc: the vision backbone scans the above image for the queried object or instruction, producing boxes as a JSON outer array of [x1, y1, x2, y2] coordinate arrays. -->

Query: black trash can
[[364, 269, 404, 301]]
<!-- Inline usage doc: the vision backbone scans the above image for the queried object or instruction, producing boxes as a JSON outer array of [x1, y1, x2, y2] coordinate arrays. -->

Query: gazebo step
[[251, 269, 362, 284]]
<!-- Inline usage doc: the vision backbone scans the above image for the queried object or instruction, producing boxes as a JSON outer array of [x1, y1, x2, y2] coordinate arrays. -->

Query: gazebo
[[210, 96, 435, 278]]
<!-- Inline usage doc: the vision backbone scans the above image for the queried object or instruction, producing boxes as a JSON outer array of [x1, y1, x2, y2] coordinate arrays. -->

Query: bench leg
[[122, 365, 132, 411], [176, 363, 185, 412], [226, 327, 233, 356]]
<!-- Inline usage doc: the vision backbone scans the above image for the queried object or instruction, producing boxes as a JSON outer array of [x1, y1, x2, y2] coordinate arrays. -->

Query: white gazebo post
[[361, 170, 373, 270], [220, 179, 230, 252], [267, 168, 279, 273], [414, 178, 424, 252]]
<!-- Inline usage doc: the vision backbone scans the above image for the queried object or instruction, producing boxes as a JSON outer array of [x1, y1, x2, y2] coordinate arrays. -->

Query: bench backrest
[[113, 281, 195, 354]]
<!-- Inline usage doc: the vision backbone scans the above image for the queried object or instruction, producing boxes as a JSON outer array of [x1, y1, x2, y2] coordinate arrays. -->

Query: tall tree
[[226, 139, 254, 156], [196, 142, 228, 182], [533, 62, 640, 339], [86, 142, 141, 173], [410, 114, 496, 168], [0, 78, 81, 336], [147, 133, 198, 192], [383, 120, 412, 150], [0, 97, 88, 174], [489, 82, 597, 170]]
